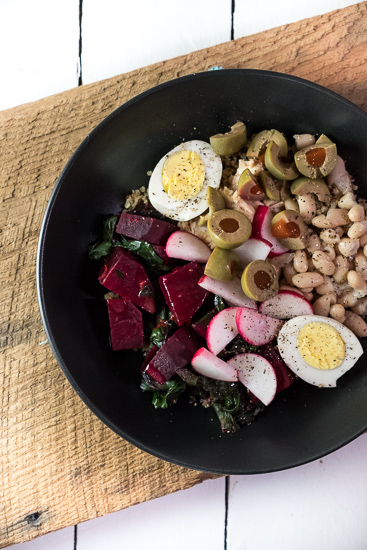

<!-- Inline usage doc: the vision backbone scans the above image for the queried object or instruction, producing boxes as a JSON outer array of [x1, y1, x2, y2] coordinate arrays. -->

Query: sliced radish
[[234, 236, 272, 268], [207, 307, 239, 355], [258, 290, 314, 319], [228, 353, 277, 405], [165, 231, 211, 263], [236, 307, 284, 346], [191, 347, 238, 382], [198, 275, 257, 310], [252, 205, 289, 258]]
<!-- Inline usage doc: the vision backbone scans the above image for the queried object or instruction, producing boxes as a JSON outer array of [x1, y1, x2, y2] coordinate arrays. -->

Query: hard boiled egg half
[[148, 140, 222, 221], [277, 315, 363, 387]]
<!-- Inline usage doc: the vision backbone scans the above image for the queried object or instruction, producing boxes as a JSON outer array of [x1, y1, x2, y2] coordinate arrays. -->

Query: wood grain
[[0, 2, 366, 547]]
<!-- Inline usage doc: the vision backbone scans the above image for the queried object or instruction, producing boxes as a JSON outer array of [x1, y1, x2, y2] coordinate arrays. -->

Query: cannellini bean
[[302, 291, 314, 302], [293, 250, 308, 273], [284, 198, 299, 212], [319, 228, 340, 245], [337, 290, 360, 308], [347, 220, 367, 239], [293, 133, 315, 150], [347, 270, 367, 293], [343, 310, 367, 338], [307, 258, 315, 271], [312, 251, 335, 276], [337, 191, 357, 210], [359, 233, 367, 247], [297, 194, 317, 224], [355, 249, 367, 271], [322, 244, 336, 261], [333, 255, 349, 283], [315, 275, 334, 295], [330, 304, 346, 323], [338, 238, 360, 257], [326, 208, 350, 227], [312, 293, 337, 317], [364, 245, 367, 258], [351, 296, 367, 315], [292, 272, 324, 289], [312, 214, 332, 229], [284, 264, 298, 285], [307, 233, 322, 254], [348, 204, 365, 222]]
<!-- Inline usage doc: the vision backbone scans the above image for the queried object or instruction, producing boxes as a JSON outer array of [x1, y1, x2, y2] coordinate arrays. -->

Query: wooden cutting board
[[1, 2, 366, 547]]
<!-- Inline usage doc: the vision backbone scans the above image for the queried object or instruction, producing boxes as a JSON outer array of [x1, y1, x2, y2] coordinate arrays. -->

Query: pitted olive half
[[241, 260, 279, 301], [207, 209, 252, 249], [204, 247, 240, 281], [210, 121, 247, 156], [247, 129, 288, 160], [198, 186, 226, 226], [237, 169, 266, 201], [265, 141, 299, 181], [271, 209, 308, 250], [294, 142, 337, 178], [290, 176, 331, 204]]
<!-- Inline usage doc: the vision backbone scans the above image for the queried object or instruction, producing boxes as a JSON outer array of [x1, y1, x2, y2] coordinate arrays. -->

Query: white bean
[[302, 291, 314, 302], [312, 214, 332, 229], [355, 249, 367, 271], [312, 293, 336, 317], [347, 270, 367, 293], [347, 220, 367, 239], [307, 233, 322, 254], [297, 194, 317, 224], [343, 311, 367, 338], [293, 250, 308, 273], [333, 255, 350, 284], [330, 304, 346, 323], [337, 290, 360, 308], [338, 238, 360, 257], [312, 251, 335, 276], [315, 276, 334, 295], [348, 204, 365, 222], [364, 245, 367, 258], [319, 228, 340, 245], [284, 264, 298, 285], [359, 233, 367, 247], [351, 296, 367, 316], [292, 272, 324, 289], [337, 192, 357, 210], [326, 208, 350, 227], [322, 244, 336, 261]]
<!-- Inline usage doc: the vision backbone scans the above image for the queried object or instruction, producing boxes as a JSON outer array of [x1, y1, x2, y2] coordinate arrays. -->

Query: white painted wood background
[[2, 1, 367, 549]]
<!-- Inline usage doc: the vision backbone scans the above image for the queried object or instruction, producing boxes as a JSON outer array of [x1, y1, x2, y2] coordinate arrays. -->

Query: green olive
[[241, 260, 279, 301], [258, 170, 281, 201], [316, 134, 333, 145], [198, 187, 226, 226], [204, 247, 240, 281], [290, 176, 331, 204], [294, 142, 337, 178], [237, 169, 266, 201], [207, 209, 252, 249], [265, 141, 299, 181], [271, 209, 308, 250], [210, 121, 247, 156], [247, 129, 288, 159]]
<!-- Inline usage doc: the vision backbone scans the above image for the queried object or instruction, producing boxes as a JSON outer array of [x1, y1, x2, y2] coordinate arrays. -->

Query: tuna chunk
[[99, 247, 155, 313], [159, 261, 209, 326], [107, 298, 144, 350], [116, 212, 176, 245]]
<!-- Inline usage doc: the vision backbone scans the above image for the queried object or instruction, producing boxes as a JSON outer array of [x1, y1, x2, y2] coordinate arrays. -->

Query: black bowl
[[37, 69, 367, 474]]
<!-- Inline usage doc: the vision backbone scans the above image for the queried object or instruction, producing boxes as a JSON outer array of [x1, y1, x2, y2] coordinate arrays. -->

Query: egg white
[[148, 140, 222, 222], [277, 315, 363, 387]]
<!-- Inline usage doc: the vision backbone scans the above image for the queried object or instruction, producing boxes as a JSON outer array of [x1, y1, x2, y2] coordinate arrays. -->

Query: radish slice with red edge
[[258, 289, 314, 319], [234, 236, 272, 268], [191, 348, 238, 382], [236, 307, 283, 346], [165, 231, 211, 263], [198, 275, 257, 310], [252, 205, 289, 258], [206, 307, 238, 355], [228, 353, 277, 405]]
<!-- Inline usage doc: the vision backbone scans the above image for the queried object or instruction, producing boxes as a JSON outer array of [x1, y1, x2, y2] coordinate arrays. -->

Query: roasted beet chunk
[[107, 298, 144, 350], [99, 247, 155, 313], [159, 262, 209, 326], [145, 326, 203, 384], [116, 212, 176, 245]]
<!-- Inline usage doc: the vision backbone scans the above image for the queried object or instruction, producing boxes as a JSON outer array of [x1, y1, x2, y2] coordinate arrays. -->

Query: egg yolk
[[162, 150, 205, 201], [297, 322, 345, 370]]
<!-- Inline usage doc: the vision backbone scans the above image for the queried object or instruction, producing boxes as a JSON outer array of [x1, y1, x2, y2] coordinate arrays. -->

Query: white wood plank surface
[[8, 526, 74, 550], [227, 435, 367, 550], [0, 0, 79, 111], [81, 0, 232, 84]]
